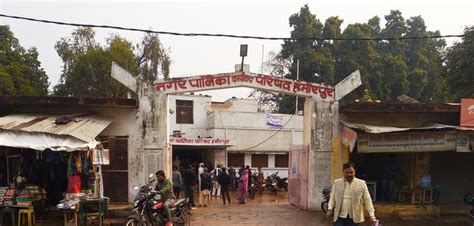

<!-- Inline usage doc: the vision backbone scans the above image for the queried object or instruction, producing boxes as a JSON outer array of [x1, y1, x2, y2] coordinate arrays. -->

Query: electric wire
[[0, 14, 467, 41]]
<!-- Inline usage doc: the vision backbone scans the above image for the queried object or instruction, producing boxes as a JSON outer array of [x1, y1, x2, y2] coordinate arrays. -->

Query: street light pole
[[295, 59, 300, 115]]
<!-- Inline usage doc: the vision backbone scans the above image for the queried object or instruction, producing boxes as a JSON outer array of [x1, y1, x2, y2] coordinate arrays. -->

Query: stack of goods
[[3, 188, 17, 205], [16, 194, 33, 206], [57, 193, 85, 210], [0, 187, 7, 204], [24, 185, 46, 202]]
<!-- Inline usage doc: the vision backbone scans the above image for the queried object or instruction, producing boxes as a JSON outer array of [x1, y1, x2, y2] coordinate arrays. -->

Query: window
[[251, 154, 268, 168], [176, 100, 193, 124], [228, 153, 245, 167], [275, 154, 289, 168]]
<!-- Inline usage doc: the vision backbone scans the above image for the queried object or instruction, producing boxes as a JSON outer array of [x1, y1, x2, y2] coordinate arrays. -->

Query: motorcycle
[[126, 174, 191, 226], [275, 175, 288, 192], [463, 193, 474, 225], [248, 174, 257, 199], [321, 186, 332, 214], [265, 172, 278, 195]]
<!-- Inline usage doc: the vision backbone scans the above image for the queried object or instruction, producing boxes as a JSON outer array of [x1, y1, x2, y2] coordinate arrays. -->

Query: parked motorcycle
[[321, 186, 332, 214], [275, 175, 288, 192], [126, 174, 191, 226], [463, 193, 474, 225], [265, 172, 278, 195]]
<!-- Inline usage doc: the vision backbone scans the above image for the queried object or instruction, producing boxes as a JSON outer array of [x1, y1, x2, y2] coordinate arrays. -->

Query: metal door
[[288, 144, 308, 210], [101, 138, 128, 203]]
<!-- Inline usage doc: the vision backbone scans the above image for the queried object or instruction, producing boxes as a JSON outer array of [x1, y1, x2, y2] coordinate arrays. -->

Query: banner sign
[[341, 126, 357, 153], [154, 72, 335, 101], [93, 148, 110, 165], [169, 137, 232, 146], [266, 114, 283, 128], [461, 99, 474, 127], [357, 131, 458, 153]]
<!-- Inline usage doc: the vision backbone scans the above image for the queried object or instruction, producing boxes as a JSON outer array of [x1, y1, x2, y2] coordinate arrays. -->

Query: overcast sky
[[1, 0, 473, 101]]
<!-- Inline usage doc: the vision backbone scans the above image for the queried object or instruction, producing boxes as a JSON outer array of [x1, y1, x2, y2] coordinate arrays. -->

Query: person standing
[[182, 165, 196, 209], [237, 166, 249, 204], [198, 163, 204, 191], [172, 166, 183, 199], [199, 167, 212, 207], [256, 167, 265, 196], [218, 167, 231, 205], [211, 165, 222, 198], [327, 162, 378, 226], [229, 166, 236, 191]]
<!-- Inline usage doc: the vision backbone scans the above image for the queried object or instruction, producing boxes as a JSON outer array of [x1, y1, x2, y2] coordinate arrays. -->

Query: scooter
[[126, 174, 191, 226], [321, 186, 332, 214]]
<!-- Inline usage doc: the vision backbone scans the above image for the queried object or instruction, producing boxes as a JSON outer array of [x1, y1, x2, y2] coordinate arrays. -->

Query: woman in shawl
[[237, 165, 249, 204]]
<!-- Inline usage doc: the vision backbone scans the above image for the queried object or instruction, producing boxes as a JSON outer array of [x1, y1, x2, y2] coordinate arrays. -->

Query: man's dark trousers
[[334, 217, 360, 226]]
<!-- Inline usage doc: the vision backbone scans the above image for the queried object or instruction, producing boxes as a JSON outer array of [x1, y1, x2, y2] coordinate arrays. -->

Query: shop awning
[[341, 121, 474, 134], [340, 121, 474, 153], [0, 114, 112, 151]]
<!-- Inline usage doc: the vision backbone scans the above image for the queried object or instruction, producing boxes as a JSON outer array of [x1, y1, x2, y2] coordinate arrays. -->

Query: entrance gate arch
[[148, 70, 357, 211]]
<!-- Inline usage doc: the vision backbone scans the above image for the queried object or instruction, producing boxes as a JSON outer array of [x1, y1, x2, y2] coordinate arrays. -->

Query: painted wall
[[168, 95, 212, 138], [211, 98, 258, 113], [209, 111, 303, 152]]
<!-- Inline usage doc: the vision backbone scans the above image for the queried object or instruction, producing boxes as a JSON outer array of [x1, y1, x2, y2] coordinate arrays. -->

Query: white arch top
[[154, 71, 335, 101]]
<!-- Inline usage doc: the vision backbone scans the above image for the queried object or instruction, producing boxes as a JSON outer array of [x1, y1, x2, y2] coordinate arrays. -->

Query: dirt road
[[189, 191, 470, 226]]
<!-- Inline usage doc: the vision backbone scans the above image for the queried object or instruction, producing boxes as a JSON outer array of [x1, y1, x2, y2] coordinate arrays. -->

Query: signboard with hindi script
[[154, 71, 336, 101]]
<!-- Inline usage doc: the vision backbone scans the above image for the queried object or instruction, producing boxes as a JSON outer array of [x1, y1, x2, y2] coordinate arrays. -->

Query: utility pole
[[295, 59, 300, 115]]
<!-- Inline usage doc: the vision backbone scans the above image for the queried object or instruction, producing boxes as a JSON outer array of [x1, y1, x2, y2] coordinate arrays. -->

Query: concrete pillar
[[268, 154, 276, 168], [245, 153, 252, 167], [306, 97, 336, 211]]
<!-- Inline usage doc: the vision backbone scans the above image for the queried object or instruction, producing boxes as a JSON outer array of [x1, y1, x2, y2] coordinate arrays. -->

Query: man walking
[[182, 165, 196, 209], [218, 167, 231, 205], [327, 162, 378, 226], [199, 167, 212, 207]]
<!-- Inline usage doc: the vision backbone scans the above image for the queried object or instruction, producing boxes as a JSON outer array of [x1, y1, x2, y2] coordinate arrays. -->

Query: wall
[[168, 95, 211, 138], [430, 152, 474, 202], [211, 98, 258, 113], [209, 111, 303, 152]]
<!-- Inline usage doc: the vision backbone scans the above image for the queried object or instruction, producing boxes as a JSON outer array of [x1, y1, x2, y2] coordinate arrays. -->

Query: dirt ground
[[189, 191, 471, 226]]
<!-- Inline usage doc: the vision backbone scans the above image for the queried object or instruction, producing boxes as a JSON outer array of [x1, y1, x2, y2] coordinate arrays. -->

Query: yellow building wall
[[332, 133, 350, 181]]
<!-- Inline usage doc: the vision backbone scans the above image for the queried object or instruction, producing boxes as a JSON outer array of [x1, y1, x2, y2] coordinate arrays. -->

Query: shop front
[[0, 114, 112, 225], [341, 121, 474, 205]]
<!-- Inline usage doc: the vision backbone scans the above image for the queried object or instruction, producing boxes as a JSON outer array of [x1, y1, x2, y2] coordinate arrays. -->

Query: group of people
[[160, 161, 378, 226], [170, 162, 267, 208]]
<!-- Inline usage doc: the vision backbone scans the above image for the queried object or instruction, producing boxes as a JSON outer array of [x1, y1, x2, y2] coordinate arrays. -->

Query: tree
[[260, 6, 447, 113], [0, 25, 49, 95], [54, 28, 171, 97], [443, 26, 474, 101]]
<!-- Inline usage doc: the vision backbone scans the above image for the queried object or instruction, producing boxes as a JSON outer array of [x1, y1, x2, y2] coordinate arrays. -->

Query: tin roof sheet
[[0, 114, 112, 142]]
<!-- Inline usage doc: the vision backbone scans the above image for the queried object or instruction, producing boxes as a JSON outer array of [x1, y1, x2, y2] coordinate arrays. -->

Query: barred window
[[275, 154, 289, 168], [251, 154, 268, 168], [228, 153, 245, 167], [176, 100, 193, 124]]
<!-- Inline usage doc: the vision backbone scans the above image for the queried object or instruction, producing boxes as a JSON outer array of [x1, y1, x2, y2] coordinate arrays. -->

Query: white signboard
[[357, 131, 458, 153], [335, 70, 362, 101], [93, 148, 110, 165], [111, 61, 137, 93]]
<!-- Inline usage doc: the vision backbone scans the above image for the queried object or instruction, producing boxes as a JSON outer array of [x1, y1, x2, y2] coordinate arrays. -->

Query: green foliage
[[443, 26, 474, 101], [54, 27, 170, 97], [269, 6, 446, 113], [0, 25, 49, 96]]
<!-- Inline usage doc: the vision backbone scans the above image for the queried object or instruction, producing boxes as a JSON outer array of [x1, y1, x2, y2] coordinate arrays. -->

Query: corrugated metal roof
[[341, 120, 474, 134], [0, 114, 112, 142]]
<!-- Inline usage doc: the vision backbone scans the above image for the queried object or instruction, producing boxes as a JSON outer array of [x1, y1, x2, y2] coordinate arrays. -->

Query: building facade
[[168, 94, 303, 178]]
